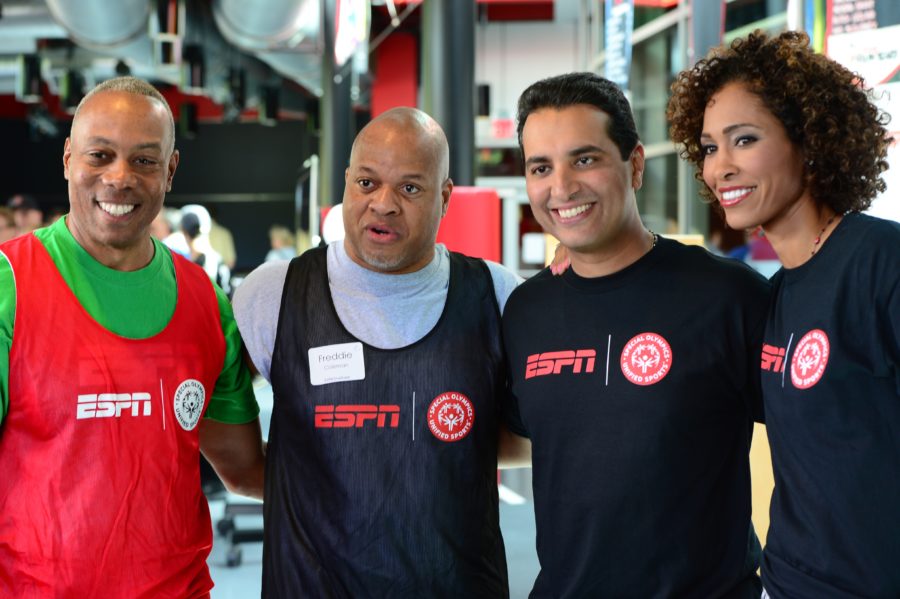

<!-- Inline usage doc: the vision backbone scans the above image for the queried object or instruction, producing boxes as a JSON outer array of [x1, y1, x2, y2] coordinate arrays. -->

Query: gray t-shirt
[[233, 241, 522, 381]]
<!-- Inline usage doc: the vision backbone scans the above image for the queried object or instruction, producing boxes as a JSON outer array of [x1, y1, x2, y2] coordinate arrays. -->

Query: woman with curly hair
[[668, 30, 900, 598]]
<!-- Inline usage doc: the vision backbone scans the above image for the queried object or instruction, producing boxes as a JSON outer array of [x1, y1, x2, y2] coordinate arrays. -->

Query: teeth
[[721, 188, 753, 202], [558, 204, 591, 219], [99, 202, 135, 216]]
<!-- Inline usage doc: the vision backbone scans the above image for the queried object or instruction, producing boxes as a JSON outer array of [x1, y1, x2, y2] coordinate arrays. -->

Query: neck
[[66, 219, 155, 271], [762, 199, 838, 268], [569, 223, 654, 278]]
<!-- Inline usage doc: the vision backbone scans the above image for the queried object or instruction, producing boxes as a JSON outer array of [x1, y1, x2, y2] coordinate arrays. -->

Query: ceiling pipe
[[211, 0, 323, 97], [44, 0, 150, 47], [211, 0, 318, 51]]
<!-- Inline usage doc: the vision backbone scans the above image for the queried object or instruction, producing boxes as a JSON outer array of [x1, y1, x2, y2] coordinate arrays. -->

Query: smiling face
[[700, 82, 812, 233], [521, 104, 646, 274], [341, 110, 451, 274], [63, 90, 178, 270]]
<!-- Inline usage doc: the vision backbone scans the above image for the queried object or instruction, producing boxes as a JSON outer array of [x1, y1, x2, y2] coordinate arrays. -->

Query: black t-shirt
[[760, 213, 900, 599], [503, 237, 770, 599]]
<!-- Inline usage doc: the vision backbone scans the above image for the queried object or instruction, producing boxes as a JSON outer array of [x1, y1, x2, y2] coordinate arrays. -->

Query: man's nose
[[101, 158, 137, 189]]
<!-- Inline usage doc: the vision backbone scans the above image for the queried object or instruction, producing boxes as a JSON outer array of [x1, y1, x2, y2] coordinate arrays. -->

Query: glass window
[[725, 0, 788, 31], [630, 26, 677, 146], [476, 147, 524, 178], [639, 153, 679, 234]]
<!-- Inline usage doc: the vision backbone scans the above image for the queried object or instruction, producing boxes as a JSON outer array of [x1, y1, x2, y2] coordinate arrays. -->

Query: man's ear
[[63, 138, 72, 181], [630, 143, 645, 190], [166, 149, 180, 192], [440, 178, 453, 217]]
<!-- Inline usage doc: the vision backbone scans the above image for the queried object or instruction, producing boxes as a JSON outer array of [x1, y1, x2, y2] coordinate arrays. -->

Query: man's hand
[[549, 243, 571, 276]]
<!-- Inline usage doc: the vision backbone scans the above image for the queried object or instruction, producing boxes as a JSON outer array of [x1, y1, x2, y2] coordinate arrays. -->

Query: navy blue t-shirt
[[503, 238, 770, 598], [760, 213, 900, 598]]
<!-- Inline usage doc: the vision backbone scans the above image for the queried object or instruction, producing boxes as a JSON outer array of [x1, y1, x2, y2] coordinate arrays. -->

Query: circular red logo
[[427, 391, 474, 442], [791, 329, 830, 389], [620, 332, 673, 386]]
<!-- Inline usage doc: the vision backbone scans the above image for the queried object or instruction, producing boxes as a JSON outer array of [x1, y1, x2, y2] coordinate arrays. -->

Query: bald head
[[73, 76, 176, 154], [351, 107, 450, 183], [342, 107, 454, 275]]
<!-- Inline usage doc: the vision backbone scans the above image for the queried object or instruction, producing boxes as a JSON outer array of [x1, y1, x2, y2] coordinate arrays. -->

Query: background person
[[501, 72, 770, 598], [181, 209, 231, 296], [207, 206, 237, 271], [6, 194, 43, 235], [264, 224, 297, 262], [0, 208, 15, 244], [233, 107, 521, 598], [0, 76, 264, 598], [668, 30, 900, 598]]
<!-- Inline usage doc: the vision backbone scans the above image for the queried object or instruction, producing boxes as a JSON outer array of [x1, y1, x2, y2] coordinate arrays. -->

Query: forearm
[[199, 418, 266, 500]]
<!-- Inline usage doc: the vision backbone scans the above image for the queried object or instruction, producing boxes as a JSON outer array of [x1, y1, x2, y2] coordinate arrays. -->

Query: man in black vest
[[234, 107, 520, 598]]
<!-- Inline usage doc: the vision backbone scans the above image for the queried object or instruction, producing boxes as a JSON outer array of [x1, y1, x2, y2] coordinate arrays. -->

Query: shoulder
[[503, 268, 556, 315], [662, 239, 771, 298], [484, 260, 523, 313], [838, 214, 900, 291], [847, 213, 900, 246], [445, 248, 524, 313], [232, 259, 290, 317]]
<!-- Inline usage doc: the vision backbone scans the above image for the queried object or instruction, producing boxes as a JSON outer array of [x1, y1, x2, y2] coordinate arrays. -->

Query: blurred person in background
[[264, 224, 297, 262], [181, 209, 231, 296], [6, 194, 43, 235], [207, 206, 237, 271], [0, 208, 16, 244]]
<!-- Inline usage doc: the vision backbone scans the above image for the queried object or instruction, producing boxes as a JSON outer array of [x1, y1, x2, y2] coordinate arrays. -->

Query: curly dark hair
[[516, 72, 639, 160], [667, 30, 890, 213]]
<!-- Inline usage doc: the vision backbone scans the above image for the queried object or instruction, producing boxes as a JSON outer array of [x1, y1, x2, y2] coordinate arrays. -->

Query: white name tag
[[308, 342, 365, 386]]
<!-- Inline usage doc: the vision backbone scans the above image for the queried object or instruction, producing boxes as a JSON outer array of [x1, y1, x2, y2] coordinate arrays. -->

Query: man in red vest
[[0, 77, 265, 598]]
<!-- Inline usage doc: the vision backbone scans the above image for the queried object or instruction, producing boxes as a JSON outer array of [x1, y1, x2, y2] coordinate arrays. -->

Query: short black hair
[[516, 72, 640, 160], [181, 211, 201, 240]]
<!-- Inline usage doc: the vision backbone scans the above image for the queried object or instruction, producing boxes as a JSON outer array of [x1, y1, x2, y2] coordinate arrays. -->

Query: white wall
[[475, 21, 581, 121]]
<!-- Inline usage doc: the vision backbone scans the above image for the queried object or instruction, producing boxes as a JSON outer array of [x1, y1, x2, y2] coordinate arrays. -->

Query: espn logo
[[525, 350, 596, 379], [77, 393, 152, 420], [315, 404, 400, 428], [761, 344, 786, 373]]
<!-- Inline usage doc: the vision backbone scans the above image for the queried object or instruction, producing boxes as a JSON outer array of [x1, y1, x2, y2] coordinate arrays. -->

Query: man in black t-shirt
[[502, 72, 771, 598]]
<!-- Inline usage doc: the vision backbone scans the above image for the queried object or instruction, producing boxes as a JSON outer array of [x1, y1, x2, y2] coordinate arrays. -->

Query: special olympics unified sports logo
[[174, 379, 205, 431], [427, 391, 474, 442], [620, 332, 673, 386], [791, 329, 830, 389]]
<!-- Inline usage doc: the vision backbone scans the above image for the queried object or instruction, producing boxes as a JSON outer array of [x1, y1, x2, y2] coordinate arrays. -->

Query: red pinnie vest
[[0, 234, 225, 598]]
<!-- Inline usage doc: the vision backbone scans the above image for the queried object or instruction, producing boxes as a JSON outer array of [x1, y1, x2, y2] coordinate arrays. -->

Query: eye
[[88, 151, 108, 160], [402, 184, 421, 194], [529, 164, 550, 176], [575, 156, 595, 167], [357, 178, 375, 190], [701, 144, 717, 156], [135, 157, 158, 166], [735, 135, 757, 147]]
